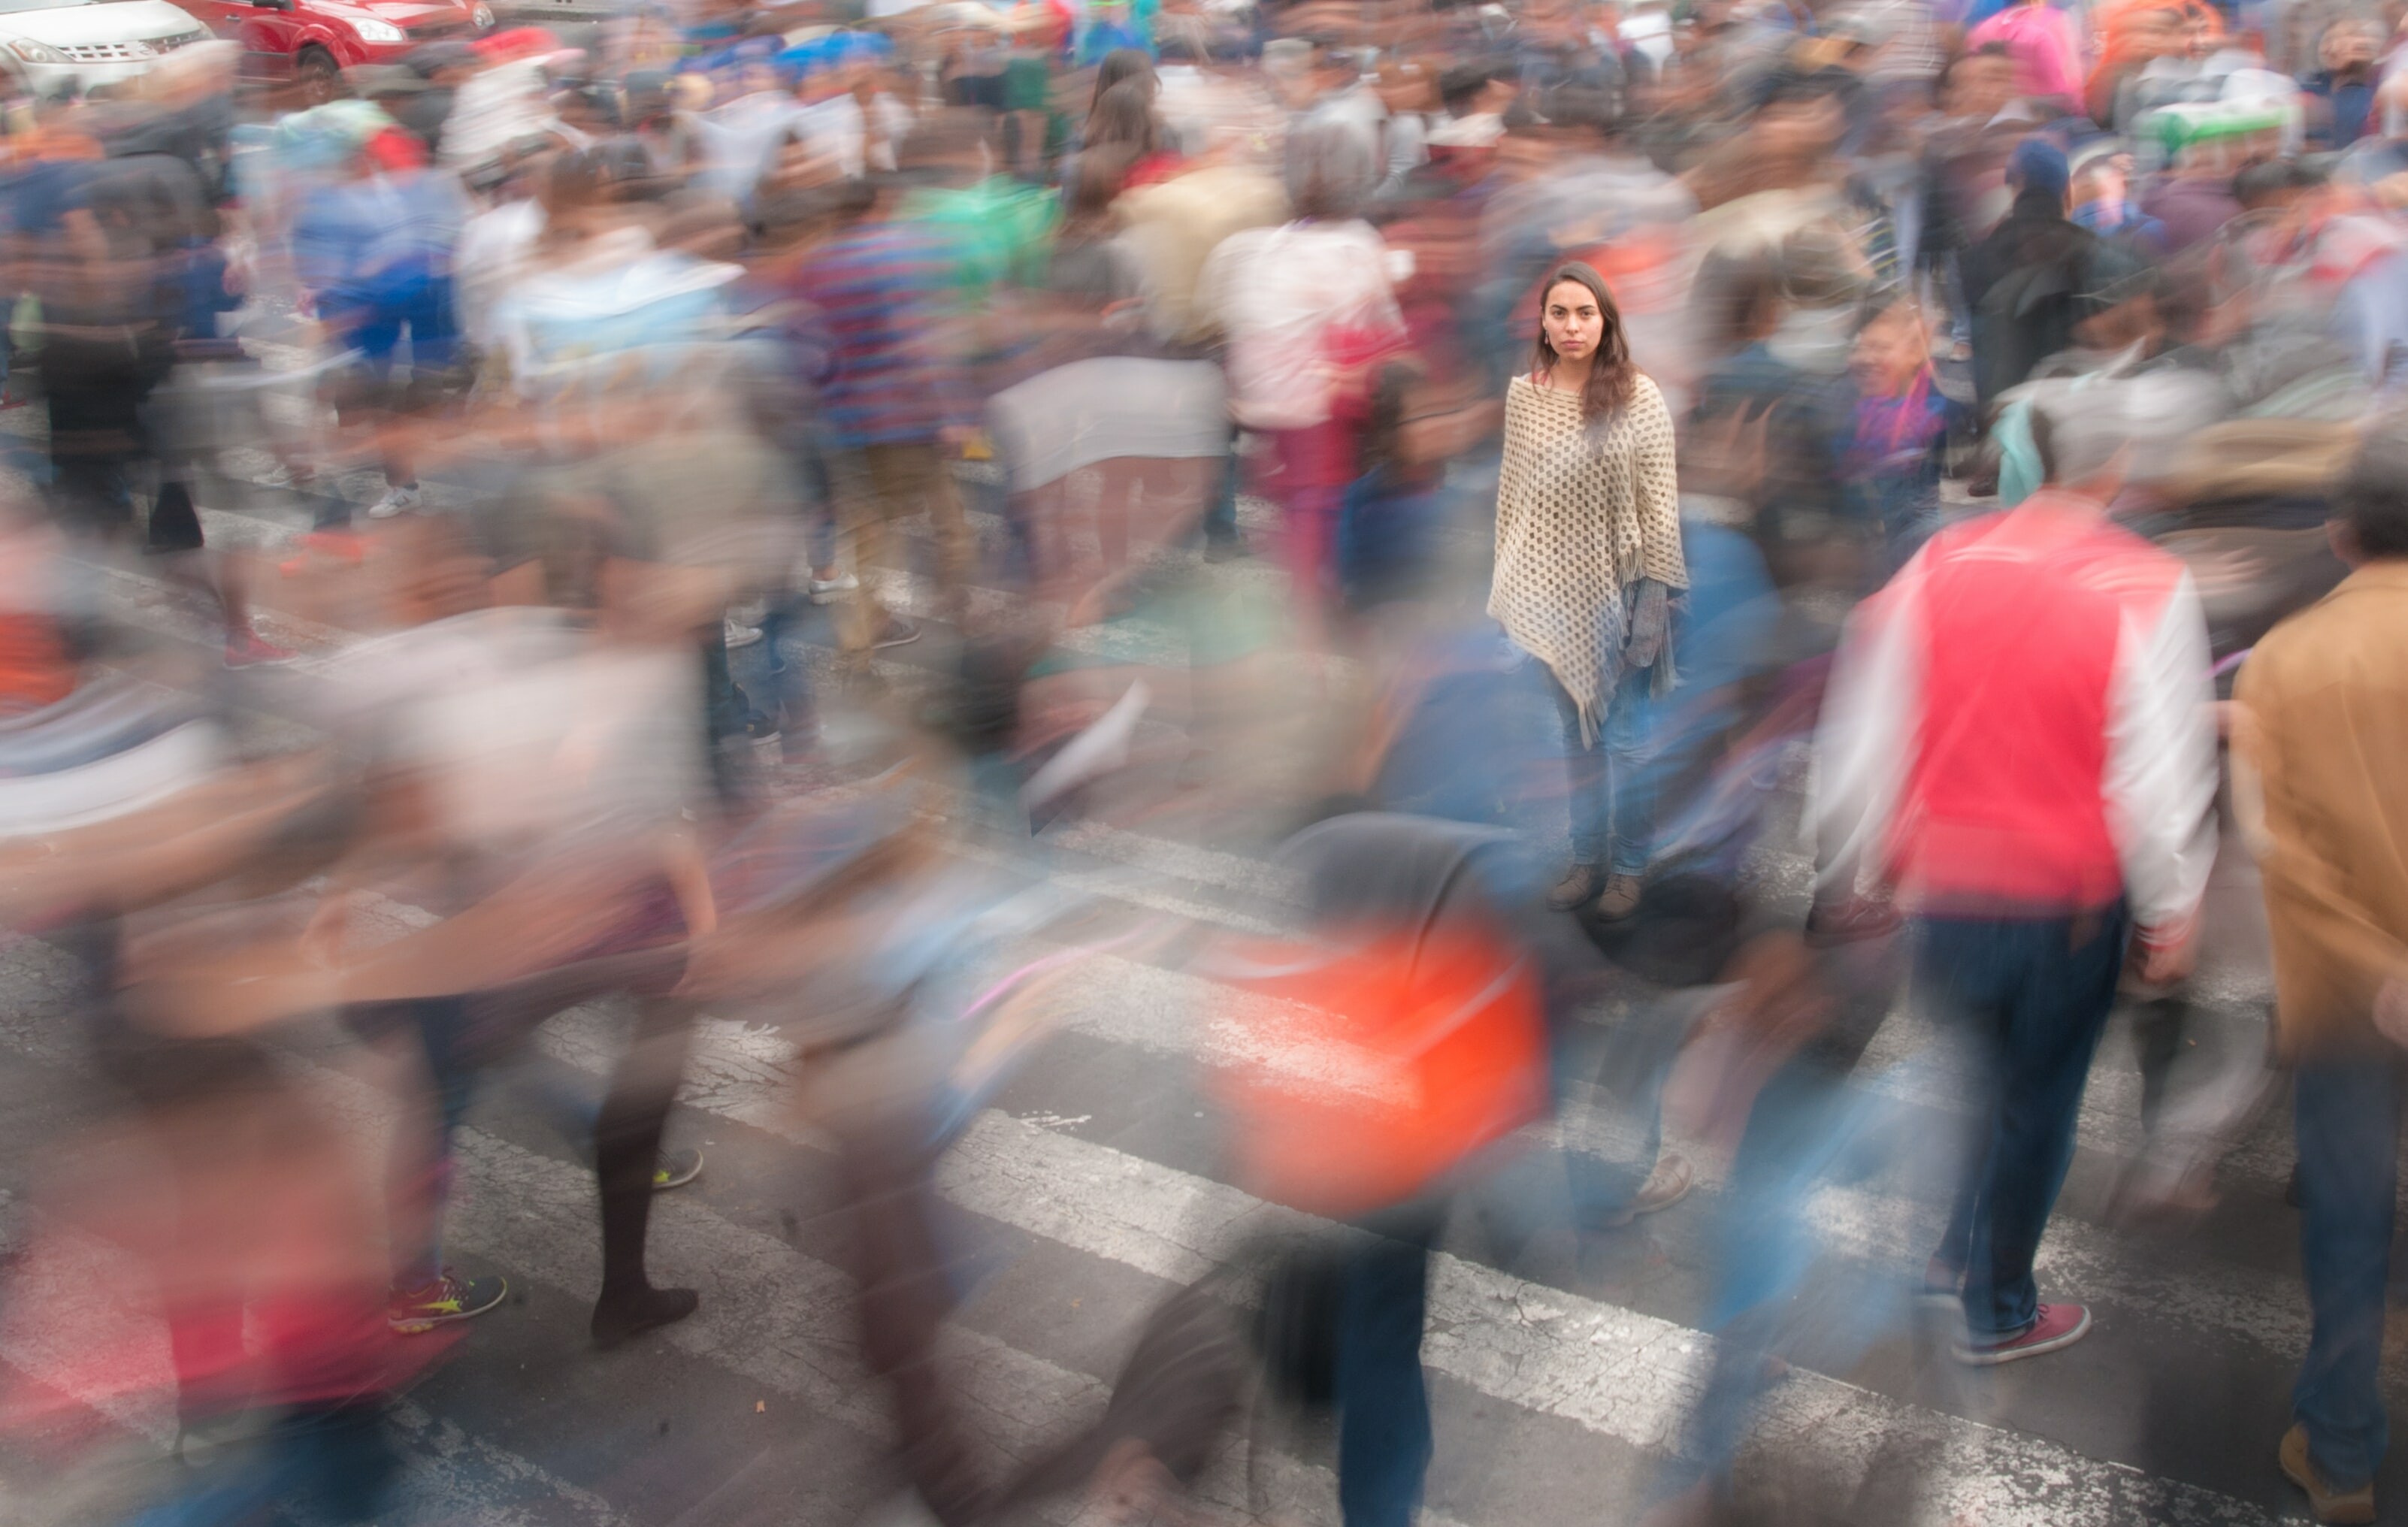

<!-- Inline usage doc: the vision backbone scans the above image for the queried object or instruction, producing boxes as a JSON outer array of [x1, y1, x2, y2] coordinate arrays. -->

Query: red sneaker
[[1954, 1302, 2092, 1365], [225, 630, 295, 668]]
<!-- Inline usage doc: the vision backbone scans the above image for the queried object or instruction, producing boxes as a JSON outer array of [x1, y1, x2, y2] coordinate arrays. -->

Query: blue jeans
[[129, 1399, 393, 1525], [1544, 663, 1656, 876], [1917, 906, 2128, 1338], [2293, 1053, 2400, 1491], [1333, 1214, 1437, 1527]]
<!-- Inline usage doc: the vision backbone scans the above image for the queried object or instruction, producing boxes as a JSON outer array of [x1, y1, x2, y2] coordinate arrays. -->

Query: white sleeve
[[2104, 570, 2219, 932], [1812, 571, 1925, 897]]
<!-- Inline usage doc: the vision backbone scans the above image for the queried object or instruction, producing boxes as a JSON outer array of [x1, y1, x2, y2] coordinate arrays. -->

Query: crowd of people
[[4, 0, 2408, 1520]]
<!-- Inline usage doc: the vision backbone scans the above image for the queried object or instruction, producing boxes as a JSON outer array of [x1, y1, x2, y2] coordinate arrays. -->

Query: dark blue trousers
[[1333, 1215, 1438, 1527], [1917, 905, 2128, 1338], [2294, 1053, 2400, 1491]]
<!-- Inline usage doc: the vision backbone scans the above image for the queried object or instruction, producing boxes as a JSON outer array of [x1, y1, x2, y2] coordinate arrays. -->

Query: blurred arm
[[2234, 654, 2408, 1021], [1812, 572, 1922, 903], [1631, 381, 1688, 592], [2104, 570, 2218, 939]]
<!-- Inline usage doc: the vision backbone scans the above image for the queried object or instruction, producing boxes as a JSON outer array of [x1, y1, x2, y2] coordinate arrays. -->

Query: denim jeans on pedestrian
[[2292, 1051, 2400, 1492], [1917, 904, 2128, 1339], [1333, 1211, 1439, 1527], [349, 996, 477, 1293], [129, 1398, 395, 1527], [1544, 662, 1657, 876]]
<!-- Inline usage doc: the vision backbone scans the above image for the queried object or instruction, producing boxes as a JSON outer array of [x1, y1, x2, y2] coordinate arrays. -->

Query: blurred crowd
[[4, 0, 2408, 1520]]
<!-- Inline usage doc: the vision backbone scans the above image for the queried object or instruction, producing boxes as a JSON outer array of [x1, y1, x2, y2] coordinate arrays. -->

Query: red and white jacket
[[1815, 494, 2219, 934]]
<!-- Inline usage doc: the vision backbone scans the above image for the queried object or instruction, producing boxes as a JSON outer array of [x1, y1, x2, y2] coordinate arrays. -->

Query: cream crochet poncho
[[1489, 371, 1689, 741]]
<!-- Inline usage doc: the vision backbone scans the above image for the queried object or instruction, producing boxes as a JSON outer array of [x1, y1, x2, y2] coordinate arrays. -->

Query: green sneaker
[[652, 1148, 703, 1191], [389, 1270, 507, 1335]]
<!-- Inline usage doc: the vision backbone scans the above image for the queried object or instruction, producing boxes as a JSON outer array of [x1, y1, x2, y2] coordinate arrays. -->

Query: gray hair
[[2028, 384, 2130, 486], [2032, 370, 2225, 486], [1284, 120, 1378, 222]]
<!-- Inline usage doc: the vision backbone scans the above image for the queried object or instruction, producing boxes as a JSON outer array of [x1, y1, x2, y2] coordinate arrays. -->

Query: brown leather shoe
[[1548, 864, 1604, 911], [1595, 872, 1644, 921], [2282, 1423, 2376, 1523]]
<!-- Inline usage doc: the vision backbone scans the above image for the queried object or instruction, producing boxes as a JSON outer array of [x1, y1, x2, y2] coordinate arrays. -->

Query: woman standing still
[[1491, 264, 1687, 916]]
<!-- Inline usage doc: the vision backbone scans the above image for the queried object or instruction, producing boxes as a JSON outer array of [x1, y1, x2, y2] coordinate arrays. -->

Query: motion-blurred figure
[[1816, 387, 2218, 1365], [2236, 431, 2408, 1527]]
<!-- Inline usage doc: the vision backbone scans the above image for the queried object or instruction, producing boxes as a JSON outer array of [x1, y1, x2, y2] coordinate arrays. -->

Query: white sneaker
[[724, 618, 764, 649], [808, 573, 859, 606], [367, 483, 422, 519]]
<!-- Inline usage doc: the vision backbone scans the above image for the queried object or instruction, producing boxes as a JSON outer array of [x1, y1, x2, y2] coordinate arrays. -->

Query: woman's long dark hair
[[1085, 80, 1160, 156], [1530, 262, 1638, 422]]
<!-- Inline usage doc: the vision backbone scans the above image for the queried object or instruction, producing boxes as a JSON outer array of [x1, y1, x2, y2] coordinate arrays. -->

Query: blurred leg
[[1913, 918, 2015, 1286], [831, 447, 891, 652], [1202, 431, 1242, 555], [839, 1116, 992, 1524], [912, 442, 976, 602], [1545, 670, 1608, 875], [592, 995, 701, 1341], [2293, 1054, 2402, 1491], [1604, 666, 1667, 881], [387, 996, 477, 1293], [1333, 1217, 1436, 1527], [1959, 907, 2126, 1338], [1569, 985, 1700, 1228]]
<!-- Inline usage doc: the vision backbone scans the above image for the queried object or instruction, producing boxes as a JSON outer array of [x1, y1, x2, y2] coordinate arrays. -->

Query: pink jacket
[[1968, 3, 2086, 107]]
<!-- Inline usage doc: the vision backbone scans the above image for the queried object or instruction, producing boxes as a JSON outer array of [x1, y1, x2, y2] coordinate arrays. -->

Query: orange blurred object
[[1212, 927, 1550, 1219], [0, 615, 74, 713]]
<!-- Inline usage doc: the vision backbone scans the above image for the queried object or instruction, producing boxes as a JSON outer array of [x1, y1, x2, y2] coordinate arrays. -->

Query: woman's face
[[1542, 279, 1606, 365]]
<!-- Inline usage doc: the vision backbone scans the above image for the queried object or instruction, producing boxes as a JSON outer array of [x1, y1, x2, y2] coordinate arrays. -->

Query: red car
[[171, 0, 491, 95]]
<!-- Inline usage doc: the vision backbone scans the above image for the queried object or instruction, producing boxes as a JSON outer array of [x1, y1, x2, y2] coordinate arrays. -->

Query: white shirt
[[1196, 219, 1403, 429]]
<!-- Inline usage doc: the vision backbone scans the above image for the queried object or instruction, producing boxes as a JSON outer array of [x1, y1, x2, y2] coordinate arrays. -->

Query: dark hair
[[543, 147, 618, 215], [2232, 156, 2301, 210], [1538, 82, 1620, 138], [1531, 262, 1638, 420], [1086, 79, 1160, 155], [1093, 47, 1157, 107], [1356, 358, 1427, 481], [1439, 61, 1493, 113], [1067, 141, 1139, 221], [1753, 66, 1847, 113], [2337, 427, 2408, 559]]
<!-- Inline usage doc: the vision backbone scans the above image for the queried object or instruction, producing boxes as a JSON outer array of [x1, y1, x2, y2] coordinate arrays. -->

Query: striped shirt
[[791, 219, 970, 450]]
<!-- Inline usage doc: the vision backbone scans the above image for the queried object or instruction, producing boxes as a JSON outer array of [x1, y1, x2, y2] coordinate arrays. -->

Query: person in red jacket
[[1813, 386, 2219, 1365]]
